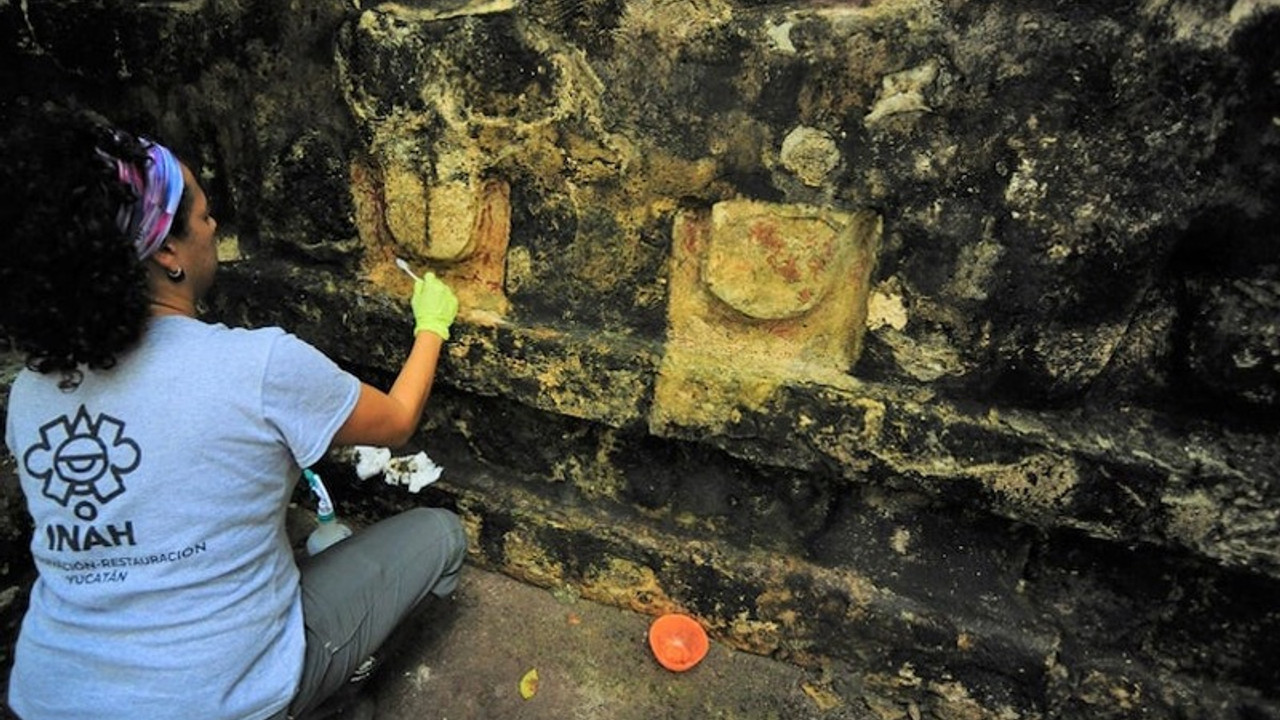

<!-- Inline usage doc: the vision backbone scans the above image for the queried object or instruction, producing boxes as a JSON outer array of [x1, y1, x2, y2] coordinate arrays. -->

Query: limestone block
[[444, 178, 512, 317], [703, 200, 854, 321], [356, 151, 513, 317], [425, 180, 481, 262], [653, 201, 881, 435], [779, 126, 840, 187], [419, 176, 512, 317], [383, 161, 429, 249], [864, 59, 939, 127]]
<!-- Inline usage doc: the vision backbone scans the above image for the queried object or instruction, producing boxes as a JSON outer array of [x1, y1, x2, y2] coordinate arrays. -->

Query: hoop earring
[[167, 267, 186, 283]]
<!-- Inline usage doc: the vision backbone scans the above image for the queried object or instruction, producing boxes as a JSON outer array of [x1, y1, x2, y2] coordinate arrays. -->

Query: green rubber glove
[[411, 272, 459, 340]]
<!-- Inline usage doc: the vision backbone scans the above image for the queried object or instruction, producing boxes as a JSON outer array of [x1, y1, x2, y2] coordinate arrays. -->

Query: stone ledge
[[330, 457, 1280, 719], [210, 263, 1280, 580]]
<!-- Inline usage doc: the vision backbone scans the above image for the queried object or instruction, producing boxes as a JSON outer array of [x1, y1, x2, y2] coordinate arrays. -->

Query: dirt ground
[[360, 564, 877, 720]]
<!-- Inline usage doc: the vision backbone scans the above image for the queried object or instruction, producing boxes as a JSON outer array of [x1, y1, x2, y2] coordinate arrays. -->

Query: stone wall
[[2, 0, 1278, 717]]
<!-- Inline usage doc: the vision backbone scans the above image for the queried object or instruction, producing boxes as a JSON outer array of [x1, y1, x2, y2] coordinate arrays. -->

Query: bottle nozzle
[[303, 468, 337, 520]]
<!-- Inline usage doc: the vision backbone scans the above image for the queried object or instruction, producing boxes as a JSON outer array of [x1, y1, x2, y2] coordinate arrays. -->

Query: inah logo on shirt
[[24, 405, 140, 523]]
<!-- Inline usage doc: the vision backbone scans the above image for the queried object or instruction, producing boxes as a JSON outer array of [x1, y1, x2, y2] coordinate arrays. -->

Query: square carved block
[[355, 155, 512, 319], [652, 200, 881, 433]]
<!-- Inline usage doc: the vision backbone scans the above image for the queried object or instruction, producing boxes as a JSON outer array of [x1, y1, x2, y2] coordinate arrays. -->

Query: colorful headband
[[98, 137, 184, 259]]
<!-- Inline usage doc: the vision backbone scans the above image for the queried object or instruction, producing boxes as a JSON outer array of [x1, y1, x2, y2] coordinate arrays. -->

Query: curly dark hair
[[0, 101, 192, 389]]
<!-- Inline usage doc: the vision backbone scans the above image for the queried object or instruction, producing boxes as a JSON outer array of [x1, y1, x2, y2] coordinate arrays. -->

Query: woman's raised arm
[[332, 272, 458, 448]]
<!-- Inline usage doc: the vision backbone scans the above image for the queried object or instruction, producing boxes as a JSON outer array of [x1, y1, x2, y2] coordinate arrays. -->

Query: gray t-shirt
[[4, 316, 361, 719]]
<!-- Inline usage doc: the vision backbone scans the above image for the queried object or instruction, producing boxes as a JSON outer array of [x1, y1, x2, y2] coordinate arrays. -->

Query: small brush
[[394, 257, 421, 281]]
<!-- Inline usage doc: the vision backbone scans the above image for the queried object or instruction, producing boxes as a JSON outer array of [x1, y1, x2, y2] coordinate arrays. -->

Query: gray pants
[[272, 507, 467, 719]]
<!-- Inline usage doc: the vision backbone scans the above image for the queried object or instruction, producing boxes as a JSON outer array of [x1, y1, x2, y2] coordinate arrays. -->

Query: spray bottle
[[303, 468, 353, 556]]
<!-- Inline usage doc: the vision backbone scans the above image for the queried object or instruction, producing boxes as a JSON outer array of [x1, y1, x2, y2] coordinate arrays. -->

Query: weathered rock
[[2, 0, 1279, 717]]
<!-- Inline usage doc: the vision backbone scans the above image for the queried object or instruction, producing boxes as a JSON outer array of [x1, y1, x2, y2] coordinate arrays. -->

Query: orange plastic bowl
[[648, 614, 709, 672]]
